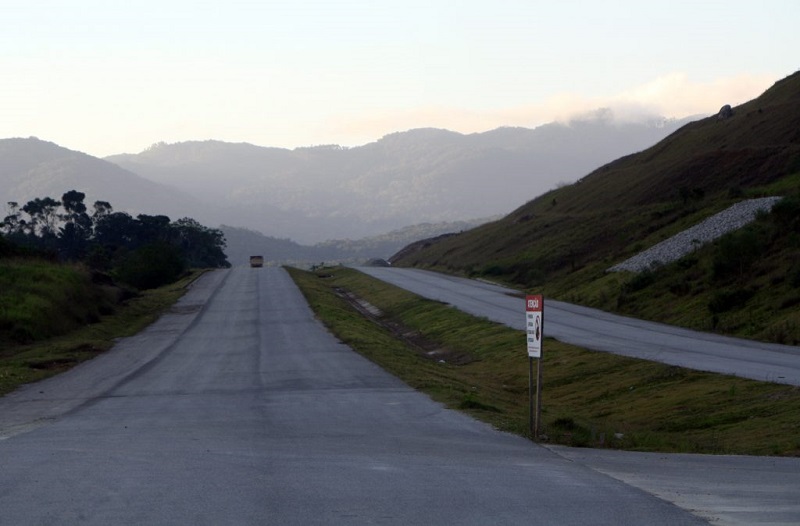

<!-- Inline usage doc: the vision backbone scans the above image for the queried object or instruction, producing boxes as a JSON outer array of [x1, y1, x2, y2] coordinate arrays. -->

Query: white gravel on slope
[[609, 197, 782, 273]]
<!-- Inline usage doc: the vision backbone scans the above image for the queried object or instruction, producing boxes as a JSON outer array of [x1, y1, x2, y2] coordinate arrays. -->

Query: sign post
[[525, 295, 544, 438]]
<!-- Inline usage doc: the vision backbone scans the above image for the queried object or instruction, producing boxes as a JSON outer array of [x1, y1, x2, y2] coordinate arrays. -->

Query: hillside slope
[[392, 71, 800, 343]]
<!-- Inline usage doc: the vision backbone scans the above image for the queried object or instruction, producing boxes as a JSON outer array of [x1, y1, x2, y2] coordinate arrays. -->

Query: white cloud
[[609, 72, 777, 119], [327, 72, 778, 144]]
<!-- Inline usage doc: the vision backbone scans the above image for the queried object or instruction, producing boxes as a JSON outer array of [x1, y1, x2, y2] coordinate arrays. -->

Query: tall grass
[[0, 260, 200, 396], [0, 259, 118, 344]]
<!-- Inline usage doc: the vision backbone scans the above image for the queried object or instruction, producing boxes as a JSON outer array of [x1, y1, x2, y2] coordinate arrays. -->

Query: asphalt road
[[357, 267, 800, 386], [549, 446, 800, 526], [355, 266, 800, 524], [0, 268, 707, 525]]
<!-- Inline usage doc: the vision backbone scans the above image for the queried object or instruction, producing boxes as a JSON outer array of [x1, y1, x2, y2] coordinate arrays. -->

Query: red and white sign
[[525, 295, 543, 358]]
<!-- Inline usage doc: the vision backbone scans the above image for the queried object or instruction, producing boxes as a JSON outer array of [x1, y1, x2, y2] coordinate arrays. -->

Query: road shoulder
[[0, 270, 227, 440], [547, 445, 800, 525]]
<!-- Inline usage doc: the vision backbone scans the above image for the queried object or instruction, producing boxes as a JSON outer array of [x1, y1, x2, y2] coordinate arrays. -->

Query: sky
[[1, 0, 798, 157]]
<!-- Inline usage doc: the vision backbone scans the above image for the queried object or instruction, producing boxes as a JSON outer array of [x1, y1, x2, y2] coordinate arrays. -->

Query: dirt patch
[[169, 304, 203, 315], [25, 358, 80, 371], [334, 287, 476, 365], [25, 344, 105, 371]]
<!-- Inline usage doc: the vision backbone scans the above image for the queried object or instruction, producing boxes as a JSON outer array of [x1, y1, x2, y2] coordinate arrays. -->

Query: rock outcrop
[[717, 104, 734, 120]]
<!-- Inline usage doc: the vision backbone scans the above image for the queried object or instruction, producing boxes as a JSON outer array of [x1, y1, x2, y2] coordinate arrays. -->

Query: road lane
[[0, 268, 704, 525], [357, 267, 800, 385], [548, 446, 800, 526]]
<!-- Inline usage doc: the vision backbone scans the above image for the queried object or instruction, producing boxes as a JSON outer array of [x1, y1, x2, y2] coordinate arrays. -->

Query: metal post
[[534, 309, 544, 439], [528, 356, 534, 437], [534, 355, 543, 438]]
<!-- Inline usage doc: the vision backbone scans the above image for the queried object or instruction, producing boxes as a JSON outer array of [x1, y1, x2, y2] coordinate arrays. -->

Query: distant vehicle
[[249, 255, 264, 268]]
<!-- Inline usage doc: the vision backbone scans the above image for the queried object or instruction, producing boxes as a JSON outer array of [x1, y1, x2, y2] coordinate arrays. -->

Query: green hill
[[392, 71, 800, 343]]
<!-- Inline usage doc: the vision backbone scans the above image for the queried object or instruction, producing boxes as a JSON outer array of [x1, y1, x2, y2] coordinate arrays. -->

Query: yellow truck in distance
[[249, 255, 264, 268]]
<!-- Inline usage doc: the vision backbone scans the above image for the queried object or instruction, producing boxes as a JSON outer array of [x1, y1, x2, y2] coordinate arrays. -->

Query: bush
[[711, 228, 765, 280], [791, 266, 800, 288], [480, 264, 510, 277], [624, 270, 657, 293], [113, 243, 186, 290], [771, 197, 800, 232], [708, 288, 754, 314]]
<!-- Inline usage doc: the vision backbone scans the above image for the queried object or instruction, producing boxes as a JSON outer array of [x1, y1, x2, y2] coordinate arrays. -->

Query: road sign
[[525, 294, 544, 438], [526, 295, 543, 358]]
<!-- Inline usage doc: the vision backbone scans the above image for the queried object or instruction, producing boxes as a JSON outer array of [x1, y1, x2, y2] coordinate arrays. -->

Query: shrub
[[711, 228, 765, 280], [771, 197, 800, 232], [480, 264, 510, 277], [791, 266, 800, 288], [624, 270, 657, 292], [113, 242, 186, 290], [708, 288, 754, 314]]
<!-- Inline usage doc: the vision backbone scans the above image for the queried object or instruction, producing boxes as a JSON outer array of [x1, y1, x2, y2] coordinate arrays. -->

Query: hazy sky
[[2, 0, 797, 157]]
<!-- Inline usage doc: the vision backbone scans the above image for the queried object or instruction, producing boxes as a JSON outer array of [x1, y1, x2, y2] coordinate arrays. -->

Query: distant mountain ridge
[[106, 114, 694, 243], [2, 114, 695, 263], [0, 137, 203, 219]]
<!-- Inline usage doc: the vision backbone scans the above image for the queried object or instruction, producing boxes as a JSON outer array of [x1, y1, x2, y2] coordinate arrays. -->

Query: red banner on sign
[[526, 295, 542, 312]]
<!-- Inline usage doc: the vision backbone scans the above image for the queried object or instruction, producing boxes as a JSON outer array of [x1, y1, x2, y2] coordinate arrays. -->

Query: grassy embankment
[[390, 73, 800, 345], [0, 257, 201, 396], [288, 265, 800, 456], [394, 179, 800, 345]]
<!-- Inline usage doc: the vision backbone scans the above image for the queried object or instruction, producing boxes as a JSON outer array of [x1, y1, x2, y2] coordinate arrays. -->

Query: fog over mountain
[[107, 111, 695, 243]]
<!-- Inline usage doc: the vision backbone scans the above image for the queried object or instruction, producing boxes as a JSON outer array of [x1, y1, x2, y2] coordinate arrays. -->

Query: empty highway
[[0, 268, 706, 525], [2, 267, 799, 524]]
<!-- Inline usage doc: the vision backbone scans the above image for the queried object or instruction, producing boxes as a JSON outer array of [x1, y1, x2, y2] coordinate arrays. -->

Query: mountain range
[[0, 137, 202, 219], [106, 112, 693, 244], [2, 111, 694, 263]]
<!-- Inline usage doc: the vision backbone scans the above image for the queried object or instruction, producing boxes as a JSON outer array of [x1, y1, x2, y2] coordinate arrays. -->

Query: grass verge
[[288, 265, 800, 456], [0, 268, 204, 397]]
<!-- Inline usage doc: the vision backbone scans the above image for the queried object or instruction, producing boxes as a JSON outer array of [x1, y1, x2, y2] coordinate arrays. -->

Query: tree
[[61, 190, 87, 217], [1, 202, 24, 238], [92, 200, 113, 219], [22, 197, 61, 238], [135, 214, 171, 247], [170, 217, 230, 268], [93, 211, 137, 249], [2, 191, 229, 289], [58, 191, 92, 260]]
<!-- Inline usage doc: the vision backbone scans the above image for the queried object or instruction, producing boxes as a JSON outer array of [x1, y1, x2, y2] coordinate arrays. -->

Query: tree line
[[1, 190, 229, 288]]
